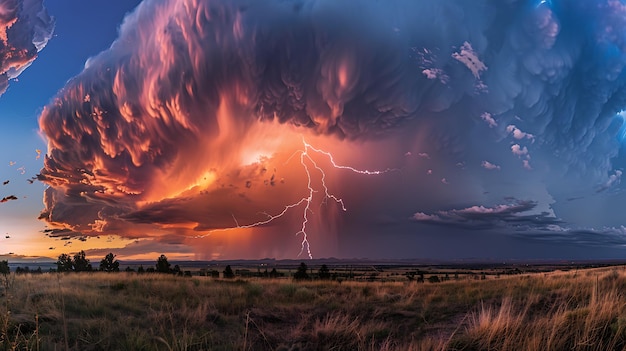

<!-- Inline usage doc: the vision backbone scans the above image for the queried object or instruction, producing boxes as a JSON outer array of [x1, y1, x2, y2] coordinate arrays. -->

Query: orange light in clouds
[[170, 171, 217, 198]]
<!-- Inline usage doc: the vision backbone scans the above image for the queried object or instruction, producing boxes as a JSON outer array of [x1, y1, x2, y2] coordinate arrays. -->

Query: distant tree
[[56, 253, 73, 272], [146, 267, 155, 273], [318, 264, 331, 280], [172, 264, 181, 276], [269, 268, 279, 278], [137, 265, 145, 274], [428, 275, 440, 283], [0, 260, 9, 275], [73, 251, 92, 272], [156, 254, 171, 273], [294, 262, 310, 280], [99, 252, 120, 272], [124, 266, 134, 273], [15, 267, 30, 274], [223, 265, 234, 279]]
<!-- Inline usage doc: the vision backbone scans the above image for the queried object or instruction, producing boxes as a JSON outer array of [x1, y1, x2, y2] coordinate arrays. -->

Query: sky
[[4, 0, 626, 262]]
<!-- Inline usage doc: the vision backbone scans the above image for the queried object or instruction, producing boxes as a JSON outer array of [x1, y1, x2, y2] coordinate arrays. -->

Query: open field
[[2, 264, 626, 350]]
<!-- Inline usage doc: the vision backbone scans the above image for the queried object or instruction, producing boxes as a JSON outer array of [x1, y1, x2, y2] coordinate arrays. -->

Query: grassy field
[[2, 266, 626, 350]]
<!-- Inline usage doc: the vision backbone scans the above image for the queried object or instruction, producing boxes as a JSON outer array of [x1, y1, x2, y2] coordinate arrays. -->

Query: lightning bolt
[[198, 138, 394, 259]]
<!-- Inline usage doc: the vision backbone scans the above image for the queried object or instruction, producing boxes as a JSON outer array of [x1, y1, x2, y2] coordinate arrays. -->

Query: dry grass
[[0, 266, 626, 350]]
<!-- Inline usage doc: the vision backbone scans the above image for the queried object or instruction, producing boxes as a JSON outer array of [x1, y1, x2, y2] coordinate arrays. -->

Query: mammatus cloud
[[0, 0, 53, 95], [36, 0, 626, 258]]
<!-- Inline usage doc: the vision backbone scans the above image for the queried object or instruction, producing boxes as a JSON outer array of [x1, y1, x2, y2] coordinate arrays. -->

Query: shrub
[[294, 262, 310, 280], [318, 264, 331, 280]]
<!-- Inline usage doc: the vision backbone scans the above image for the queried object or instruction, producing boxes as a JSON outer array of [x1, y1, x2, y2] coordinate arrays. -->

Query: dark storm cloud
[[515, 227, 626, 247], [42, 228, 82, 238], [0, 0, 53, 95], [411, 200, 626, 247], [36, 0, 626, 257], [411, 200, 562, 231]]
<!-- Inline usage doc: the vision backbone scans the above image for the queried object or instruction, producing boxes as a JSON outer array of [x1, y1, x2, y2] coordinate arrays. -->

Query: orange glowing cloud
[[37, 0, 423, 258]]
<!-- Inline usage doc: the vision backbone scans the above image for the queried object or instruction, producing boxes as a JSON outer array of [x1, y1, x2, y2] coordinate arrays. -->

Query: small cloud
[[597, 170, 622, 193], [480, 112, 497, 128], [511, 144, 529, 157], [411, 212, 439, 221], [506, 125, 535, 141], [452, 41, 487, 80], [522, 159, 532, 170], [427, 169, 432, 175], [481, 160, 501, 170], [404, 151, 412, 157], [441, 178, 448, 184], [417, 152, 430, 159], [421, 68, 449, 84], [413, 47, 449, 84], [0, 195, 18, 203], [546, 224, 566, 232]]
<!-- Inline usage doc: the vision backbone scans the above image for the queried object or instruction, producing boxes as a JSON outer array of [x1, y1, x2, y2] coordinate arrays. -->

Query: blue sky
[[0, 0, 142, 258]]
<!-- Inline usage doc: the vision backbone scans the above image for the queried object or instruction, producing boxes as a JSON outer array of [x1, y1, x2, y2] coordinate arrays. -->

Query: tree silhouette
[[0, 260, 9, 275], [99, 252, 120, 272], [56, 253, 73, 272], [223, 265, 234, 278], [428, 275, 440, 283], [73, 250, 92, 272], [318, 264, 331, 280], [294, 262, 310, 280], [156, 254, 171, 273], [269, 268, 279, 278]]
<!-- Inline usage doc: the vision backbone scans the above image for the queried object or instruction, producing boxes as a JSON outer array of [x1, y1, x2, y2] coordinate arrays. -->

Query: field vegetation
[[1, 262, 626, 350]]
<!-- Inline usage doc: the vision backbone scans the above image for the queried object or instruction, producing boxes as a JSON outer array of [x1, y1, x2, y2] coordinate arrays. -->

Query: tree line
[[1, 254, 333, 281]]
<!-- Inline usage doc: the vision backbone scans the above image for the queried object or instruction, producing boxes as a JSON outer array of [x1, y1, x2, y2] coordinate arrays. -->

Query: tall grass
[[0, 267, 626, 350]]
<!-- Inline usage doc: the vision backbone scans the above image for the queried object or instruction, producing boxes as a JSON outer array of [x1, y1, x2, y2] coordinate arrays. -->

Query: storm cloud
[[36, 0, 626, 258]]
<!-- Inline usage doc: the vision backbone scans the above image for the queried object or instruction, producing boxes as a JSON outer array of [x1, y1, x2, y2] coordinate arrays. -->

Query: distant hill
[[0, 254, 55, 264]]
